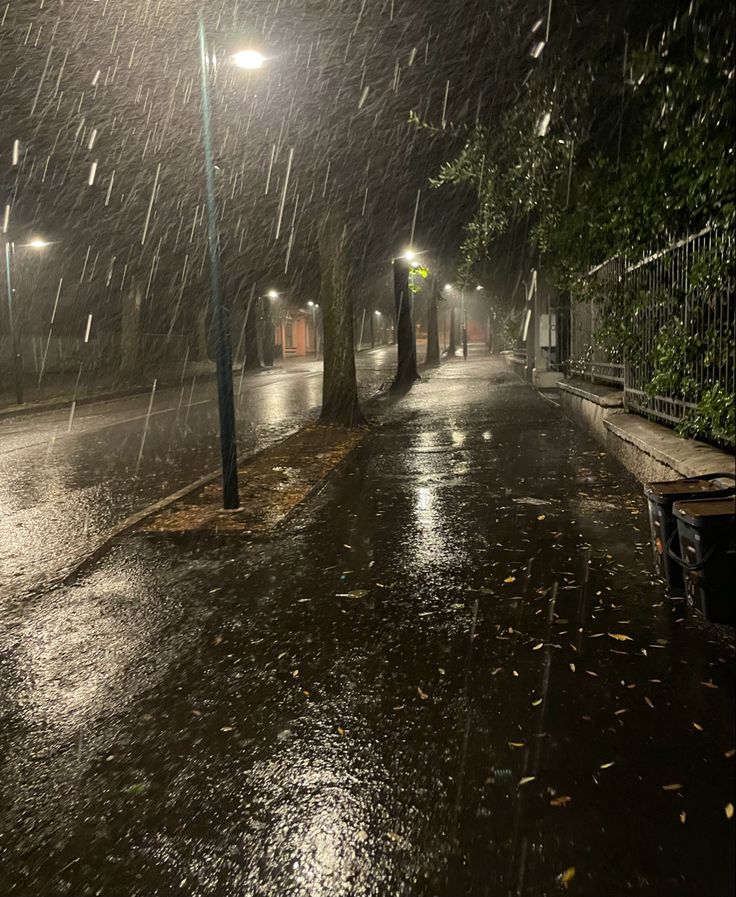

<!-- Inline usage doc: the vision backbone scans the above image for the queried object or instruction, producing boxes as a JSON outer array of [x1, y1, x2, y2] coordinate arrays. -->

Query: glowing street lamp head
[[402, 250, 417, 264], [267, 290, 279, 299], [232, 50, 266, 70], [444, 283, 453, 291], [476, 284, 484, 291], [307, 300, 314, 307], [374, 309, 382, 316], [27, 238, 51, 249]]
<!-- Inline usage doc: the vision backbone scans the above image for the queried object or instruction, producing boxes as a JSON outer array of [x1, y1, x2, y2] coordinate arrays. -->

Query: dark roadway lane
[[0, 346, 397, 598]]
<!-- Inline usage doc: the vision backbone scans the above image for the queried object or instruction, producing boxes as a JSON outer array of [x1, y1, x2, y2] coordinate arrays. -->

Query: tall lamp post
[[197, 16, 266, 509], [266, 290, 282, 360], [461, 287, 468, 359], [307, 300, 320, 357], [2, 236, 52, 405]]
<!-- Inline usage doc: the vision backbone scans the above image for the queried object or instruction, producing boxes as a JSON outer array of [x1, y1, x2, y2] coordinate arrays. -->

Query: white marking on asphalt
[[0, 371, 324, 456]]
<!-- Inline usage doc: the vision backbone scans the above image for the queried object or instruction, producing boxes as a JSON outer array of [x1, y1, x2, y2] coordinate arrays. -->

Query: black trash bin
[[644, 473, 735, 594], [668, 496, 735, 624]]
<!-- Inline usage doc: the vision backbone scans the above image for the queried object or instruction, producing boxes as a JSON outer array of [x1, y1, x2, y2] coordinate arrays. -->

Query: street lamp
[[198, 17, 269, 509], [307, 301, 319, 357], [461, 286, 468, 359], [232, 50, 266, 70], [266, 290, 283, 360], [2, 235, 52, 405]]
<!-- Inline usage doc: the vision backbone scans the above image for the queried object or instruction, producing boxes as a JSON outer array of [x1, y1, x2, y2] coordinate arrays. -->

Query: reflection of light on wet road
[[155, 748, 378, 897], [1, 349, 397, 595], [17, 567, 148, 727]]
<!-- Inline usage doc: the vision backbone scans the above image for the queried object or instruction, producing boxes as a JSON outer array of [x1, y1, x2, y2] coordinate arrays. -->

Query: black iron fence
[[568, 228, 734, 447]]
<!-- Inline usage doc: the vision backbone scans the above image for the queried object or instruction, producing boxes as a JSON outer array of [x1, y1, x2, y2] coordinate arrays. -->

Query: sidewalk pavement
[[1, 351, 733, 897]]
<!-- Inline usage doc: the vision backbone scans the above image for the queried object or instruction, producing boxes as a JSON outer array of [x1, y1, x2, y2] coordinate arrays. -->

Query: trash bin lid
[[673, 496, 736, 526], [644, 478, 731, 503]]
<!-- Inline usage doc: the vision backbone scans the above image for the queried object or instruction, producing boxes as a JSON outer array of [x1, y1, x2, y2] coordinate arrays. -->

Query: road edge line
[[57, 468, 222, 586]]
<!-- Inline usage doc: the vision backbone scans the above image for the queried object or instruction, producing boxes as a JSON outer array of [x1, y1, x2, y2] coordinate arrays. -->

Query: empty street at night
[[1, 0, 734, 895]]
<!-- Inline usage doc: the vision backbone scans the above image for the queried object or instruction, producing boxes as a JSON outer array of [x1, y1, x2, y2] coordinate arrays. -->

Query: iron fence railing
[[569, 228, 734, 446]]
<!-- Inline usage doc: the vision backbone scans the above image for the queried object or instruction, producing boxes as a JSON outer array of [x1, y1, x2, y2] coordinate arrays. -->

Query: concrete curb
[[52, 375, 398, 588], [57, 467, 223, 586], [0, 373, 218, 422]]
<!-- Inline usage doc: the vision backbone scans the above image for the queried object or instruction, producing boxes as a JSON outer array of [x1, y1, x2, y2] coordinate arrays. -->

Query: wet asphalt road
[[0, 352, 733, 897], [0, 346, 396, 598]]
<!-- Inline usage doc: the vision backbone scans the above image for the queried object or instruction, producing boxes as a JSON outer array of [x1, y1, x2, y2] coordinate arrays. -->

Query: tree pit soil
[[138, 423, 369, 535]]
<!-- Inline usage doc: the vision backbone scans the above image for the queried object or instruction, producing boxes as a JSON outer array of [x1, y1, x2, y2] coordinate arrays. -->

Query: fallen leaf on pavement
[[508, 741, 525, 748], [550, 795, 572, 807], [558, 867, 576, 889], [680, 811, 687, 824], [533, 643, 543, 651], [726, 803, 734, 820], [504, 576, 516, 584], [518, 776, 536, 785], [600, 761, 615, 769], [417, 687, 429, 700], [532, 698, 543, 706], [662, 784, 683, 791], [645, 697, 654, 708], [608, 633, 633, 641], [693, 722, 703, 732], [725, 748, 735, 758], [337, 726, 345, 737]]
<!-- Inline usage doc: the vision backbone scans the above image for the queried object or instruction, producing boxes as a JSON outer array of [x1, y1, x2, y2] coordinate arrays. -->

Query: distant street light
[[476, 284, 484, 291], [307, 301, 320, 357], [265, 291, 283, 360], [197, 17, 269, 509], [2, 234, 53, 405], [232, 49, 266, 70]]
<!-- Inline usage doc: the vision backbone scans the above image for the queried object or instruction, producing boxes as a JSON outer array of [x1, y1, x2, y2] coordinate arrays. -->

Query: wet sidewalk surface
[[1, 353, 734, 897]]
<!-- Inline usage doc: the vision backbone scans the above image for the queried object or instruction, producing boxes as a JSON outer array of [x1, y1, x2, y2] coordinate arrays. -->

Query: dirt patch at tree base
[[138, 423, 369, 535]]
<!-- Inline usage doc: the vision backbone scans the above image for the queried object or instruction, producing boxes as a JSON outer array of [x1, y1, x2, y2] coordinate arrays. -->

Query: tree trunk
[[120, 279, 141, 373], [318, 214, 365, 426], [194, 297, 209, 361], [392, 256, 418, 391], [243, 294, 260, 369], [425, 276, 440, 365], [448, 306, 457, 355]]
